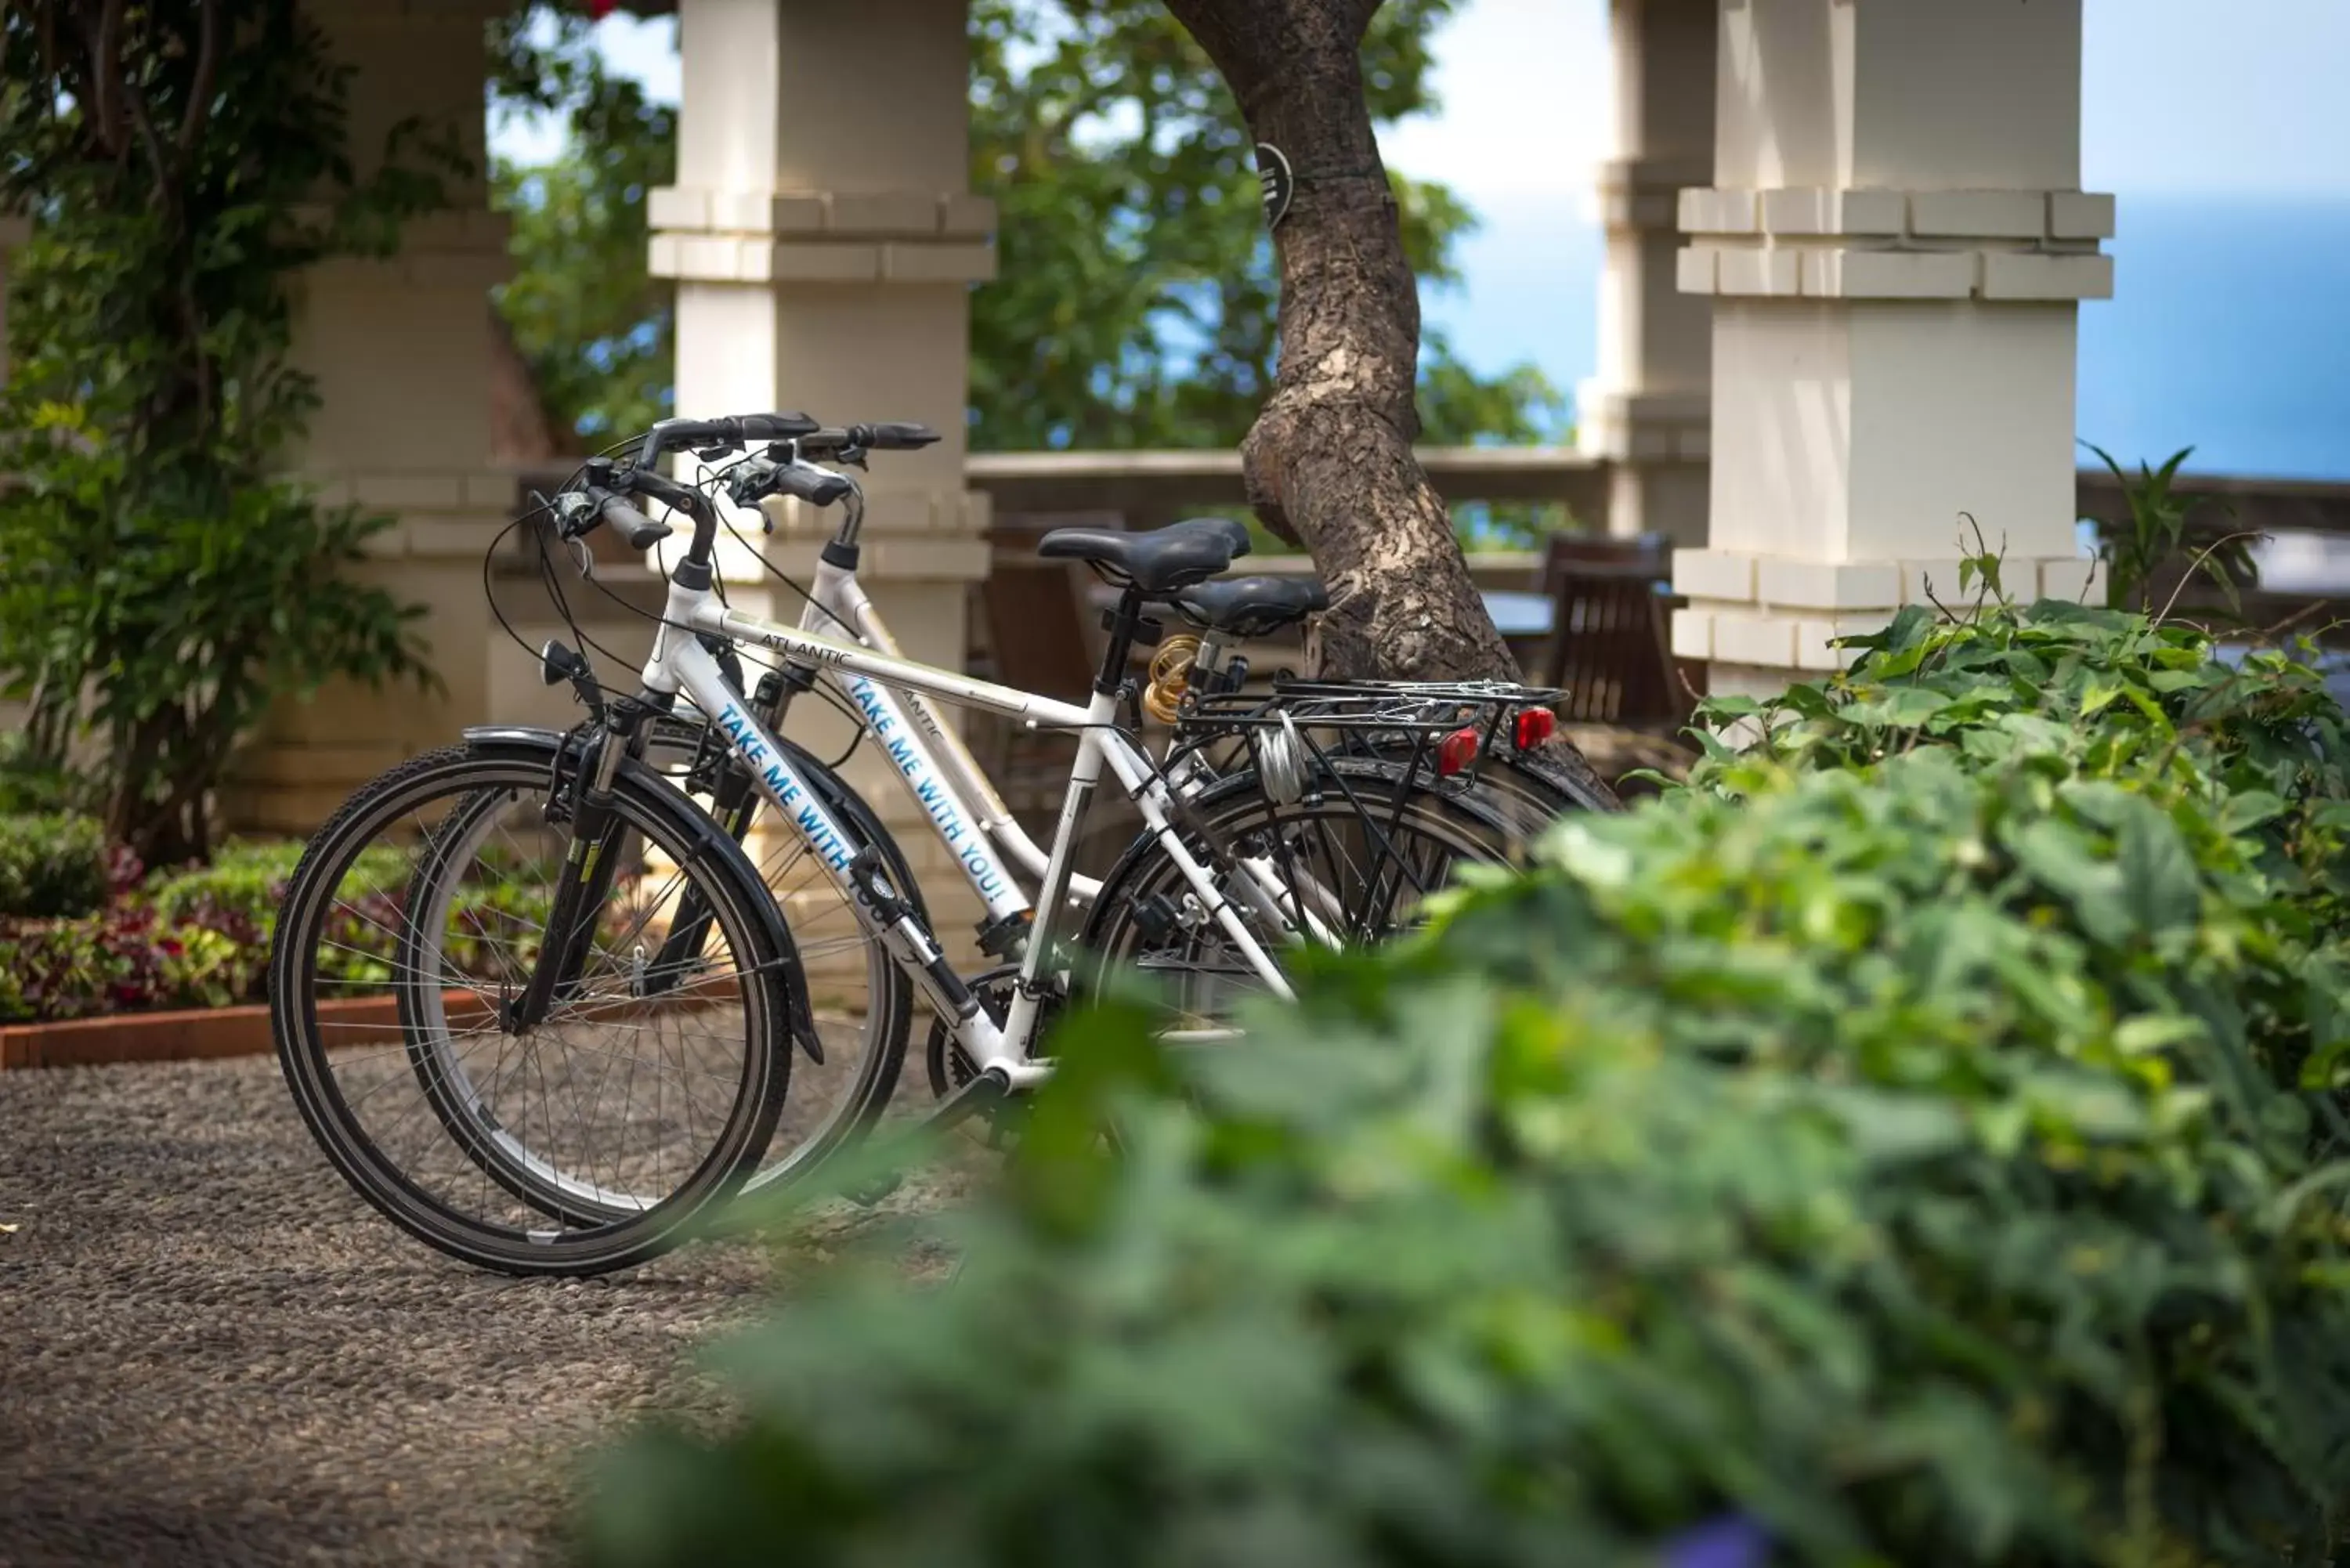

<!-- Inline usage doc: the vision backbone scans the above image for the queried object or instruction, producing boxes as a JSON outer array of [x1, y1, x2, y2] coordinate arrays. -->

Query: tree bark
[[1164, 0, 1616, 807]]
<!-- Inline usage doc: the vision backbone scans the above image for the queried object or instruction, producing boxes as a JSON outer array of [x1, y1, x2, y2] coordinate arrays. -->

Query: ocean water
[[1423, 193, 2350, 482]]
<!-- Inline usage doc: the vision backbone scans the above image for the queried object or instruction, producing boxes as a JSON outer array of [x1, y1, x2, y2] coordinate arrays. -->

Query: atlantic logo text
[[713, 703, 856, 872], [844, 678, 1016, 905]]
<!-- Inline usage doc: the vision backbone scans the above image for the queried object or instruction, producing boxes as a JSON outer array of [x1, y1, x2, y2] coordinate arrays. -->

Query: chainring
[[925, 964, 1060, 1147]]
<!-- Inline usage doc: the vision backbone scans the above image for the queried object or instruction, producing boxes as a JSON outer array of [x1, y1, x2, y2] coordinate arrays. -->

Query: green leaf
[[2008, 819, 2135, 946], [2116, 797, 2200, 937], [2218, 791, 2287, 836]]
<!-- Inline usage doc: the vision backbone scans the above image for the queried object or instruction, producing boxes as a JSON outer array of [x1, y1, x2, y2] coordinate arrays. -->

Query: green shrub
[[0, 729, 82, 815], [0, 916, 117, 1022], [577, 598, 2350, 1568], [146, 838, 304, 929], [0, 813, 109, 919]]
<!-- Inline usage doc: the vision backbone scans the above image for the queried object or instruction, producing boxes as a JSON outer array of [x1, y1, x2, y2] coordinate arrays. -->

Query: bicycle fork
[[502, 726, 634, 1034]]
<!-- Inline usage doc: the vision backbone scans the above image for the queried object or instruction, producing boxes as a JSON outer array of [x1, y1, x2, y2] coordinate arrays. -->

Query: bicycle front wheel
[[268, 741, 793, 1277]]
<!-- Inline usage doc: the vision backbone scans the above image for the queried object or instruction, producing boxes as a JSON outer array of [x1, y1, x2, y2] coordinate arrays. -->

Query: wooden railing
[[2074, 468, 2350, 544], [971, 451, 2350, 617], [965, 444, 1611, 533]]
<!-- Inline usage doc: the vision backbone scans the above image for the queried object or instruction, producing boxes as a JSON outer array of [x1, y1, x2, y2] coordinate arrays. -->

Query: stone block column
[[1579, 0, 1717, 545], [1669, 0, 2113, 695], [651, 0, 993, 938], [236, 0, 512, 833]]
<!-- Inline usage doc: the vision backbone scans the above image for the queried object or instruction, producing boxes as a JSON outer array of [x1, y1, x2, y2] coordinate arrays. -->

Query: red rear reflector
[[1514, 707, 1556, 751], [1437, 726, 1480, 777]]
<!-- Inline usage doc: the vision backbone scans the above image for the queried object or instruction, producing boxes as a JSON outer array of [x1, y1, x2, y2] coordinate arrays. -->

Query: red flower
[[588, 0, 616, 17]]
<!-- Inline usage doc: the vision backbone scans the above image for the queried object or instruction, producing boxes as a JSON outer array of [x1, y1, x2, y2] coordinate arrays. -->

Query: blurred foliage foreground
[[577, 575, 2350, 1567]]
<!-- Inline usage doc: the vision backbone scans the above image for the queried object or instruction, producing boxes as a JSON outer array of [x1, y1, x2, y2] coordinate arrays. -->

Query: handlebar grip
[[601, 496, 673, 551], [769, 466, 856, 508], [849, 421, 940, 450], [736, 411, 819, 441], [635, 412, 816, 468]]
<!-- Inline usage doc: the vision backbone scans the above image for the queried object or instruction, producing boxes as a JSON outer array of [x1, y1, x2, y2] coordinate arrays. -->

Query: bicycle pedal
[[921, 1064, 1015, 1137]]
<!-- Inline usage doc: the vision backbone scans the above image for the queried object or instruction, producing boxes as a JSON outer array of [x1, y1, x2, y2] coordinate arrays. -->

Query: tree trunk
[[1164, 0, 1617, 808]]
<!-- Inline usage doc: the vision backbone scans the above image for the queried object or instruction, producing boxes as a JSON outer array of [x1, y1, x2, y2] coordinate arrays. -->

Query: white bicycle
[[267, 411, 1569, 1275]]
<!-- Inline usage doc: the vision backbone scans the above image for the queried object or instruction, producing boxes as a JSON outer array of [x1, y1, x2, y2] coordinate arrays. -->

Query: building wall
[[230, 0, 513, 834]]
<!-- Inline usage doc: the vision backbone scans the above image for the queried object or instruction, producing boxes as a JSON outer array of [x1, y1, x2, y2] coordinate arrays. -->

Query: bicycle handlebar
[[555, 412, 873, 580], [793, 421, 940, 456], [633, 410, 817, 470], [721, 453, 858, 511]]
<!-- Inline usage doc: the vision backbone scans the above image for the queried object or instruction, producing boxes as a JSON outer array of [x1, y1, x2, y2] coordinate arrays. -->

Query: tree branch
[[178, 0, 220, 154], [119, 62, 173, 190], [82, 0, 129, 157]]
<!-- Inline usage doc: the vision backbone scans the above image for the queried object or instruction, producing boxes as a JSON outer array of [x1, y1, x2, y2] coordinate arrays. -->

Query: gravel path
[[0, 1053, 961, 1567]]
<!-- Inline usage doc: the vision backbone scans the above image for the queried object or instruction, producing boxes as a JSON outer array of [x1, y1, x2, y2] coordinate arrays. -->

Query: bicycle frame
[[670, 467, 1217, 929], [796, 557, 1050, 927], [639, 572, 1295, 1084]]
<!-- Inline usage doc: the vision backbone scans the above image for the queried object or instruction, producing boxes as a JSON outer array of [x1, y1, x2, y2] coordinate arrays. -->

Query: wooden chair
[[1532, 533, 1699, 727]]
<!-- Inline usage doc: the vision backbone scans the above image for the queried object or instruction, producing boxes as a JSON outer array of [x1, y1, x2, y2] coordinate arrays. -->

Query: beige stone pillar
[[1670, 0, 2113, 695], [236, 0, 511, 833], [650, 0, 993, 939], [1579, 0, 1716, 545]]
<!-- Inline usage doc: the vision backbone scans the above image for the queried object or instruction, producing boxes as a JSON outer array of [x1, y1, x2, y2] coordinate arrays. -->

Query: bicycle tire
[[1082, 757, 1524, 1022], [401, 717, 916, 1208], [268, 739, 796, 1277], [640, 714, 921, 1191]]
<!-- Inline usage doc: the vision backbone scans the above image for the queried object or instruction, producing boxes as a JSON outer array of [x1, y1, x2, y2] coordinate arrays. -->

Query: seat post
[[1094, 583, 1153, 696]]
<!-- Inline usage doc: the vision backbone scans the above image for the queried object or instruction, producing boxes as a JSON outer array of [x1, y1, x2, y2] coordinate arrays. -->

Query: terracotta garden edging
[[0, 992, 493, 1071]]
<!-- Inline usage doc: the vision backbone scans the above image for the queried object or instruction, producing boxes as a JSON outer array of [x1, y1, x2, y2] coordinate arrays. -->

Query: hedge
[[574, 597, 2347, 1565]]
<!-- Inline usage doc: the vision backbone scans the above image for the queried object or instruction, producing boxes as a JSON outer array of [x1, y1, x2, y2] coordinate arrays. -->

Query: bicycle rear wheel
[[268, 740, 794, 1276], [1083, 760, 1523, 1028], [609, 715, 916, 1196]]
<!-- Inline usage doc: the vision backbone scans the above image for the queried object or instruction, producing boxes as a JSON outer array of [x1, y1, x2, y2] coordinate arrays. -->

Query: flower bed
[[0, 830, 548, 1031]]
